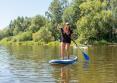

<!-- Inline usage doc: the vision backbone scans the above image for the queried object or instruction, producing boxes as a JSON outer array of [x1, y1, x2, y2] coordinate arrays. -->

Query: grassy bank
[[0, 38, 60, 46], [0, 38, 117, 47]]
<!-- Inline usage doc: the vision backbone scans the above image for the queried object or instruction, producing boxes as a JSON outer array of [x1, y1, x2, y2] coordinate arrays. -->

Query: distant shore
[[0, 40, 117, 47]]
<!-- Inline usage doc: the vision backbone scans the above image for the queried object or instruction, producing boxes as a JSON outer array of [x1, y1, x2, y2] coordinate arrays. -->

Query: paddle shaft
[[71, 39, 82, 51], [71, 39, 90, 60]]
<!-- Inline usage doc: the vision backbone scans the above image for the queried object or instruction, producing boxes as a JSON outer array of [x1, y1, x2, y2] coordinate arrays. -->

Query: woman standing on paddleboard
[[59, 22, 73, 59]]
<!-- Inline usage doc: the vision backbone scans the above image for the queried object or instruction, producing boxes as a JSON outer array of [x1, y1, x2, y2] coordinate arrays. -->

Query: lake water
[[0, 45, 117, 83]]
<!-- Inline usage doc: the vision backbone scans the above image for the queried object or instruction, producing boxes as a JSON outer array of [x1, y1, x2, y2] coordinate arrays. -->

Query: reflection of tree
[[60, 66, 70, 83], [7, 45, 33, 60]]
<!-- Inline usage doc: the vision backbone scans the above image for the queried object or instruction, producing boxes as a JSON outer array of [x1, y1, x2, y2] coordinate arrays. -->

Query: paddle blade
[[83, 52, 89, 60]]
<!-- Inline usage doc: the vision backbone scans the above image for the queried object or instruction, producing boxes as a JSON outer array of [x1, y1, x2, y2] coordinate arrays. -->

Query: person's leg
[[66, 43, 70, 59], [61, 42, 66, 59]]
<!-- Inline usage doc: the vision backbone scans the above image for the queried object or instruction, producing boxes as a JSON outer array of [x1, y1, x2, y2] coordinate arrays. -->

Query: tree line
[[0, 0, 117, 44]]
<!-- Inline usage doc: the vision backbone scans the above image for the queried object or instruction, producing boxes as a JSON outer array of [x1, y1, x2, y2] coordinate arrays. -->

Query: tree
[[62, 6, 74, 24], [29, 15, 47, 32], [47, 0, 62, 23], [8, 16, 30, 36], [14, 31, 32, 42], [77, 0, 112, 44], [46, 0, 69, 40], [62, 0, 85, 29], [33, 27, 54, 43], [0, 30, 4, 40], [110, 0, 117, 42], [71, 0, 85, 22]]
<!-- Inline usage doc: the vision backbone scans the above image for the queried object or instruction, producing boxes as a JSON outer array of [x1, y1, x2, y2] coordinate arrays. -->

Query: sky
[[0, 0, 52, 29]]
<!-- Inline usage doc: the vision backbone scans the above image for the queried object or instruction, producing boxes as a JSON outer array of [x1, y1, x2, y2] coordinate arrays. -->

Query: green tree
[[62, 6, 74, 24], [62, 0, 85, 29], [29, 15, 47, 32], [8, 16, 31, 36], [77, 0, 112, 44], [2, 28, 12, 37], [47, 0, 62, 23], [110, 0, 117, 41], [33, 27, 54, 43], [46, 0, 69, 40], [71, 0, 84, 22], [14, 31, 32, 42], [0, 30, 3, 40]]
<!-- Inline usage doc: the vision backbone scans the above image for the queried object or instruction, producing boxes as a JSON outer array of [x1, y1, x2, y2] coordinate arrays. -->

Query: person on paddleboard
[[58, 22, 73, 59]]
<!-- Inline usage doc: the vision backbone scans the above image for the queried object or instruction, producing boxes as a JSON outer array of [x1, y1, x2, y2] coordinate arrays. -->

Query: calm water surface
[[0, 45, 117, 83]]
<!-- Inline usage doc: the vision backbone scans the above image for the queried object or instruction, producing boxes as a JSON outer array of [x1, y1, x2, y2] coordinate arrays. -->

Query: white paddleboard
[[49, 56, 78, 65]]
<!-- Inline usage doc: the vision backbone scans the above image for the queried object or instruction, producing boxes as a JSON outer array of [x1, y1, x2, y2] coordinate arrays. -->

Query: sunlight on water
[[0, 45, 117, 83]]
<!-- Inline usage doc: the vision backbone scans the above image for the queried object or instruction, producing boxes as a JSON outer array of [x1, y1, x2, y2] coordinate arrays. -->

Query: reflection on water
[[60, 66, 70, 83], [0, 45, 117, 83]]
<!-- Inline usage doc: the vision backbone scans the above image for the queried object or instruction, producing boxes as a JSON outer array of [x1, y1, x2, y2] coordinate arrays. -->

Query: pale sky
[[0, 0, 52, 29]]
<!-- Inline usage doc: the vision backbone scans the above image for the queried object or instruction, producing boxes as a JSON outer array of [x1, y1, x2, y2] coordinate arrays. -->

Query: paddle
[[71, 39, 90, 61]]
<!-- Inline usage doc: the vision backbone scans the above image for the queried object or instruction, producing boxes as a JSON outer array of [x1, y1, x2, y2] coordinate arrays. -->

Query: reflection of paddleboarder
[[60, 66, 70, 83]]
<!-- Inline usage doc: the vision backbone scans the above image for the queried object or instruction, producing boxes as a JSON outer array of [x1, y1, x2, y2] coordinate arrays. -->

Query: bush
[[33, 27, 54, 43], [15, 31, 32, 41], [0, 37, 12, 44], [48, 41, 60, 46], [98, 40, 108, 45]]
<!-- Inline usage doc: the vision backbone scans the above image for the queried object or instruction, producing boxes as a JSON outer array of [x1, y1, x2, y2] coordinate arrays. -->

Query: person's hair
[[65, 22, 69, 25], [63, 24, 70, 34]]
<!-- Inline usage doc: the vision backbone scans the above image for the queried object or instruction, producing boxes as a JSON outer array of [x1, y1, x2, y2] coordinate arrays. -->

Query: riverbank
[[0, 40, 59, 46], [0, 39, 87, 48], [0, 38, 117, 47]]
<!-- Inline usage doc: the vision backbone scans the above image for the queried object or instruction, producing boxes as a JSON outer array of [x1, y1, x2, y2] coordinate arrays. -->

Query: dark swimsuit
[[60, 28, 73, 44]]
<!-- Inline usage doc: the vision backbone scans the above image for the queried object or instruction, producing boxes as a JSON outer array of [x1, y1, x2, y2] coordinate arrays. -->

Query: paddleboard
[[49, 56, 78, 65]]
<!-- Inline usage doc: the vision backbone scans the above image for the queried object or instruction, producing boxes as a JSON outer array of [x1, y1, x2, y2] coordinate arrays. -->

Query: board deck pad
[[49, 56, 78, 65]]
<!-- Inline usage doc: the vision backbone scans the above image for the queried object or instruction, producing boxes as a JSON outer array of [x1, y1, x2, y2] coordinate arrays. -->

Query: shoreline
[[0, 40, 117, 47]]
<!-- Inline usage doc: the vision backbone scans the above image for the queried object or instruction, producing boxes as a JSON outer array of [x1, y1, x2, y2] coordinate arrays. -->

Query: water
[[0, 45, 117, 83]]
